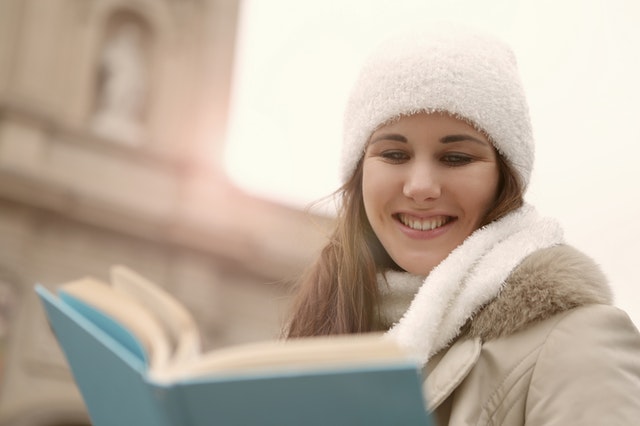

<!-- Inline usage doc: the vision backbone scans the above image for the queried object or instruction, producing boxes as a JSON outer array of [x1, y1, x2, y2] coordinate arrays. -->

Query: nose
[[402, 162, 441, 201]]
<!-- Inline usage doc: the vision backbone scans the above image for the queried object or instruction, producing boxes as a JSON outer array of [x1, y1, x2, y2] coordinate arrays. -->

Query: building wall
[[0, 1, 332, 424]]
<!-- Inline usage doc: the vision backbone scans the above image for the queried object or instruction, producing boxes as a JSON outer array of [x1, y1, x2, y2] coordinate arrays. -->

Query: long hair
[[285, 151, 524, 338]]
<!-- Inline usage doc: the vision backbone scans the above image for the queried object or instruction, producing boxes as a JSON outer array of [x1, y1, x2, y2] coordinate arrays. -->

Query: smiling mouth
[[395, 213, 454, 231]]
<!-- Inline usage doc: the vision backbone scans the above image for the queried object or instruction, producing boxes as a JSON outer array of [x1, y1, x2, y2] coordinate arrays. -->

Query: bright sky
[[224, 0, 640, 325]]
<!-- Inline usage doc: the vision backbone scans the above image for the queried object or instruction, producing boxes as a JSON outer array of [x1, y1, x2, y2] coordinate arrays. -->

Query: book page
[[59, 277, 172, 370], [151, 332, 414, 382], [110, 265, 202, 365]]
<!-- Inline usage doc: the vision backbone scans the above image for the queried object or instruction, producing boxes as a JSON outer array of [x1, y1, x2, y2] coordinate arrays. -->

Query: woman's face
[[362, 112, 500, 275]]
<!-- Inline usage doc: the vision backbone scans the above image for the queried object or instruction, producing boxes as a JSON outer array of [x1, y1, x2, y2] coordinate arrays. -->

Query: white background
[[224, 0, 640, 325]]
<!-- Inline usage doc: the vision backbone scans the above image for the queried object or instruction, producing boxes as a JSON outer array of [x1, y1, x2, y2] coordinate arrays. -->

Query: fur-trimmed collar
[[380, 245, 612, 344], [465, 244, 612, 340], [383, 204, 565, 363]]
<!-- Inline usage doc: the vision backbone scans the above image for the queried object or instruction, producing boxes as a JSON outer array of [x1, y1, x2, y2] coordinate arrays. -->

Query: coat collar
[[422, 244, 613, 411], [424, 337, 482, 411], [465, 244, 612, 340]]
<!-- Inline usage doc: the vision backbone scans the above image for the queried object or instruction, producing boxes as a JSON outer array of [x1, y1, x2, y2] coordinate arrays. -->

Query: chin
[[396, 259, 439, 276], [394, 247, 456, 275]]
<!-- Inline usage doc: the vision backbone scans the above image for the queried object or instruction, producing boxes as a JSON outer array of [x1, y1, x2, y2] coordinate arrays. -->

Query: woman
[[286, 27, 640, 424]]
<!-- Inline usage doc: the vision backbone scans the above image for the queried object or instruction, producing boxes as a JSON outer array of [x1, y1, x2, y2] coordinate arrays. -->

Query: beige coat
[[425, 245, 640, 425]]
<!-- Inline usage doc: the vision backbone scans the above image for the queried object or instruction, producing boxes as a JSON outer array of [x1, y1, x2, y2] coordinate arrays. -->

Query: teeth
[[398, 214, 449, 231]]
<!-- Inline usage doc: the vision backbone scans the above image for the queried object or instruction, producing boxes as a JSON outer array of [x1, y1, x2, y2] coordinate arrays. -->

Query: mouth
[[395, 213, 455, 231]]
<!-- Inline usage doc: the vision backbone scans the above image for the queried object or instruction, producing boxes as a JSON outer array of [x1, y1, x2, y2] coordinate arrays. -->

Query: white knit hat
[[341, 27, 534, 188]]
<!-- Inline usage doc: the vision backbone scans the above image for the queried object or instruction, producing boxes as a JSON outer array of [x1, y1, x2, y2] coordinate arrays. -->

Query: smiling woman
[[228, 1, 640, 330], [284, 25, 640, 425], [362, 113, 500, 275]]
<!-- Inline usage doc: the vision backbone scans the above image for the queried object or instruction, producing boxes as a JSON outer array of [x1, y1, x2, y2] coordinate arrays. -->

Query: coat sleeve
[[526, 304, 640, 425]]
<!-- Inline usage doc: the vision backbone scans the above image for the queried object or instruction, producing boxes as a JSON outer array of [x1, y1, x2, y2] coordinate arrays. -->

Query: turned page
[[110, 265, 202, 365], [59, 277, 172, 370]]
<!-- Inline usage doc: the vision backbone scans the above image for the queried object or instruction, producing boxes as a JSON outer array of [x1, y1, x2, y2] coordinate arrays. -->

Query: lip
[[393, 212, 457, 239]]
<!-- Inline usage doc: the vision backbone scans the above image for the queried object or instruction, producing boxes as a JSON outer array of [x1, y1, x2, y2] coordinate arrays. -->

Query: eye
[[381, 150, 410, 163], [441, 153, 474, 166]]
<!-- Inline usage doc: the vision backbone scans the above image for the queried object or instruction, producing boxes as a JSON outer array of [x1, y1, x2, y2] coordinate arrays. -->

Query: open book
[[36, 266, 433, 426]]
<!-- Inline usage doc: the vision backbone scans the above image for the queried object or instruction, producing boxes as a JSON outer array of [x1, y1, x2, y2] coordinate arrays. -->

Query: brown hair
[[285, 151, 524, 338]]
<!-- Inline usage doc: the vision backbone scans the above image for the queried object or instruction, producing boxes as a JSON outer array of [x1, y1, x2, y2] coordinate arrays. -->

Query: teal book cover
[[36, 283, 433, 426]]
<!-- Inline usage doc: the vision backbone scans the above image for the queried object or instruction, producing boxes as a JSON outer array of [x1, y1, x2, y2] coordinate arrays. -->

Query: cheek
[[361, 165, 381, 222], [464, 169, 500, 220], [361, 161, 401, 235]]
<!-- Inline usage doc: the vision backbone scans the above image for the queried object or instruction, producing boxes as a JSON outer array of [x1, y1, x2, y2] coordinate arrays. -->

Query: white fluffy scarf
[[381, 204, 564, 365]]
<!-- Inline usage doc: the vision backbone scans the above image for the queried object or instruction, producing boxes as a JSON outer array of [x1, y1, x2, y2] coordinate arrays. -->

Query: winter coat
[[423, 244, 640, 425]]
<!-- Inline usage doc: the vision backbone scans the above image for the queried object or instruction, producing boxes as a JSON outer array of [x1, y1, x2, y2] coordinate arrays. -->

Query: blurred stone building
[[0, 1, 331, 425]]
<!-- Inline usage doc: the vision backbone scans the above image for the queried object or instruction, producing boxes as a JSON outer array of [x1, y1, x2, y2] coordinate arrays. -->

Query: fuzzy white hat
[[341, 27, 534, 188]]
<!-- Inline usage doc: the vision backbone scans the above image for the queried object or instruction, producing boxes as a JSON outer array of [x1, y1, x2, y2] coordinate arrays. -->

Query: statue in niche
[[91, 21, 149, 146]]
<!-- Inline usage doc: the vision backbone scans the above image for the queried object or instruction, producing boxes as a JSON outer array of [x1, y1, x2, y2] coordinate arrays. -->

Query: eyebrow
[[440, 134, 490, 146], [369, 133, 489, 146], [369, 133, 408, 144]]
